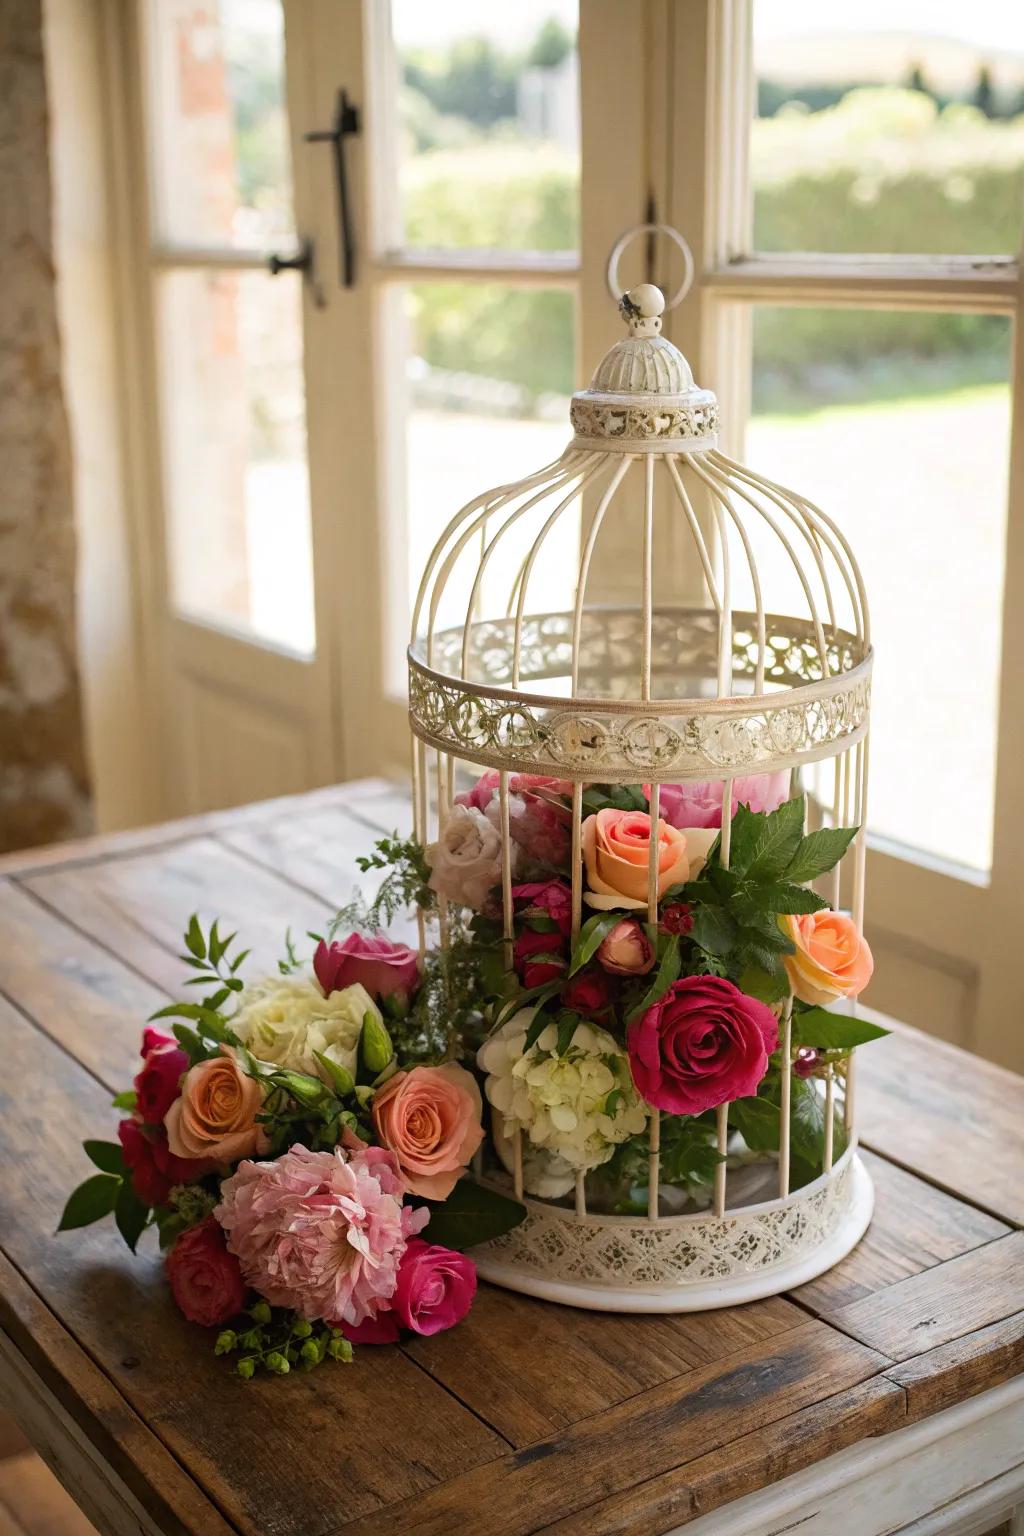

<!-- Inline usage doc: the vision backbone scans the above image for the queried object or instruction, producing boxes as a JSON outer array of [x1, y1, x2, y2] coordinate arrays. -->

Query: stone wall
[[0, 0, 91, 851]]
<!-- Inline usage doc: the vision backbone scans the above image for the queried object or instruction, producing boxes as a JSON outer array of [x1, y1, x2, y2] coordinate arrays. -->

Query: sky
[[754, 0, 1024, 51]]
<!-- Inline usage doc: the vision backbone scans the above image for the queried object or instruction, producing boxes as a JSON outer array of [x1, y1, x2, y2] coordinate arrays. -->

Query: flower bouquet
[[61, 773, 884, 1372]]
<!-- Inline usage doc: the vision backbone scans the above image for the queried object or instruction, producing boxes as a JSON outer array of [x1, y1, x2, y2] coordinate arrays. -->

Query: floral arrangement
[[61, 770, 884, 1377]]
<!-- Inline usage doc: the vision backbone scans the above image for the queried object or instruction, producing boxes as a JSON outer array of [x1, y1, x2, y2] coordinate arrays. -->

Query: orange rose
[[372, 1063, 483, 1199], [164, 1047, 267, 1164], [581, 809, 691, 910], [782, 911, 874, 1006]]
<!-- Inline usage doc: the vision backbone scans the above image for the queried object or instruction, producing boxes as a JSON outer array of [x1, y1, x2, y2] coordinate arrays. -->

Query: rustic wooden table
[[1, 780, 1022, 1536]]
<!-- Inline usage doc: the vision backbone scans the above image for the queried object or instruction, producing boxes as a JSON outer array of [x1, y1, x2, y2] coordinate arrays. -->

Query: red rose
[[134, 1028, 189, 1126], [561, 970, 611, 1018], [597, 918, 656, 976], [659, 902, 693, 937], [627, 976, 779, 1114], [118, 1120, 217, 1208], [513, 927, 567, 988], [339, 1313, 401, 1345], [166, 1217, 247, 1328], [391, 1239, 477, 1336], [313, 934, 420, 1002], [512, 879, 573, 937]]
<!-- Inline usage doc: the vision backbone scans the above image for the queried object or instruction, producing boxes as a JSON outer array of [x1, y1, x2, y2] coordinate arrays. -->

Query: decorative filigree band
[[570, 395, 719, 447]]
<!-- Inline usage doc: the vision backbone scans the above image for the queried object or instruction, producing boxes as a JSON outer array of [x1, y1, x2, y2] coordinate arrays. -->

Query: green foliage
[[625, 935, 682, 1023], [419, 1178, 526, 1250], [214, 1302, 353, 1379], [791, 1007, 890, 1049], [580, 783, 648, 817], [83, 1140, 126, 1176], [568, 911, 622, 975], [114, 1180, 150, 1254], [58, 1174, 120, 1232], [341, 832, 435, 930]]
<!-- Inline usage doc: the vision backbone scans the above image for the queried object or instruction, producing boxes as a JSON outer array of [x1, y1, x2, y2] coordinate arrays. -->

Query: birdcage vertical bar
[[575, 1171, 587, 1218], [647, 780, 660, 1223], [831, 750, 845, 910], [846, 734, 869, 1134], [435, 749, 451, 947], [714, 766, 735, 1219], [823, 1065, 836, 1173], [411, 736, 428, 961], [641, 453, 654, 698], [571, 782, 583, 945], [779, 998, 793, 1197], [512, 1125, 524, 1201], [499, 771, 514, 973]]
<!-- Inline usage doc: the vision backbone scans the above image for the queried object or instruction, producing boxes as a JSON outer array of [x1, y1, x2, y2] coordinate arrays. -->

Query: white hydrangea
[[477, 1010, 647, 1190], [232, 975, 380, 1084]]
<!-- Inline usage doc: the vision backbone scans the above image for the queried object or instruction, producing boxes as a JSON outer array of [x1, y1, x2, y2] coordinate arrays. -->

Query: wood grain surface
[[0, 779, 1021, 1536]]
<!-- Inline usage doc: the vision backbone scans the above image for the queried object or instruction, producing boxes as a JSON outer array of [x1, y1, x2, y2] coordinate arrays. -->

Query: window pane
[[744, 306, 1010, 872], [390, 1, 579, 251], [388, 281, 577, 687], [752, 2, 1024, 253], [147, 0, 294, 250], [157, 268, 315, 655]]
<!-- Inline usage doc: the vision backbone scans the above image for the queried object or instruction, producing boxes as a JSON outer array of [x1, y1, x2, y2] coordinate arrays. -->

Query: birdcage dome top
[[408, 282, 871, 787]]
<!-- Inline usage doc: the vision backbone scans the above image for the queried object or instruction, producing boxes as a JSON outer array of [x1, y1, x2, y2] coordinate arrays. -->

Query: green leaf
[[111, 1089, 137, 1112], [790, 1076, 848, 1168], [523, 1007, 555, 1052], [150, 1002, 229, 1031], [421, 1178, 527, 1251], [493, 978, 562, 1033], [313, 1050, 355, 1097], [737, 966, 789, 1005], [273, 1068, 330, 1108], [626, 935, 681, 1023], [555, 1013, 579, 1055], [83, 1140, 126, 1175], [114, 1180, 150, 1253], [208, 919, 223, 967], [742, 795, 806, 881], [785, 825, 859, 885], [229, 949, 251, 974], [750, 883, 829, 915], [57, 1174, 119, 1232], [359, 1012, 393, 1076], [523, 910, 559, 934], [689, 904, 738, 957], [723, 801, 761, 873], [184, 913, 206, 961], [792, 1008, 890, 1050], [568, 911, 622, 976], [730, 1095, 782, 1152]]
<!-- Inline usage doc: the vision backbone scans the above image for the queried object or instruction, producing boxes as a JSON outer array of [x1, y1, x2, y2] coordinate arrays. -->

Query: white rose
[[477, 1010, 647, 1179], [233, 975, 379, 1083], [427, 803, 514, 910]]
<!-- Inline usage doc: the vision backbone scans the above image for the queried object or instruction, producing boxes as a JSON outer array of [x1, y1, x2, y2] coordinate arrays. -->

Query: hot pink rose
[[513, 926, 567, 988], [597, 918, 656, 976], [313, 934, 420, 1003], [165, 1216, 247, 1328], [134, 1028, 189, 1126], [647, 773, 789, 830], [392, 1239, 477, 1336], [372, 1063, 484, 1199], [628, 976, 779, 1114], [561, 969, 612, 1018], [512, 879, 573, 937], [117, 1120, 216, 1207]]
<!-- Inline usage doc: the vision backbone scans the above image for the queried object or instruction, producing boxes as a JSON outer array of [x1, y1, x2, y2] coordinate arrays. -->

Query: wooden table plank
[[885, 1312, 1024, 1423], [0, 997, 506, 1536], [338, 1323, 890, 1536], [859, 1026, 1024, 1227], [823, 1232, 1024, 1362]]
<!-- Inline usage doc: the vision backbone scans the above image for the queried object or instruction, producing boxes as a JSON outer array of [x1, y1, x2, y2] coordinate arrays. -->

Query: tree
[[903, 62, 933, 99], [527, 17, 574, 70], [972, 63, 996, 118]]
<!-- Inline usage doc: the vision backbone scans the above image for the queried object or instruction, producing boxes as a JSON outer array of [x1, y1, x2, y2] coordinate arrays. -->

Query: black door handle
[[305, 89, 361, 288], [266, 238, 314, 277]]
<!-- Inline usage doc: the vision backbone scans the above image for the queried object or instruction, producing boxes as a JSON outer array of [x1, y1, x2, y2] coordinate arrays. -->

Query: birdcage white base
[[470, 1148, 873, 1313]]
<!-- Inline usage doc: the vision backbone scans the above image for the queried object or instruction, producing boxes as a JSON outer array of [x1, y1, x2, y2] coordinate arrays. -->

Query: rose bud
[[793, 1047, 821, 1080], [134, 1029, 189, 1126], [561, 969, 612, 1018], [513, 926, 567, 988], [659, 902, 693, 937], [597, 919, 656, 976], [511, 878, 573, 937]]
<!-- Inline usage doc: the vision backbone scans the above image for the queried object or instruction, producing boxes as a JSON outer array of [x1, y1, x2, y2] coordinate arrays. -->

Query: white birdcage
[[408, 228, 874, 1311]]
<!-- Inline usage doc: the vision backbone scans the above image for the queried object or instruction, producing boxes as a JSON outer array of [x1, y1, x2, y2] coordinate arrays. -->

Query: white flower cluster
[[477, 1011, 647, 1197], [232, 975, 380, 1084]]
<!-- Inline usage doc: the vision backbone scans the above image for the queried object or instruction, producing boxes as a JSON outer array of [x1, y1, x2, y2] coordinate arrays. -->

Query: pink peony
[[371, 1063, 484, 1200], [513, 926, 567, 988], [166, 1216, 247, 1328], [313, 934, 420, 1003], [628, 976, 779, 1115], [117, 1119, 215, 1207], [458, 769, 574, 867], [597, 918, 656, 976], [214, 1143, 428, 1328], [134, 1029, 189, 1126], [512, 879, 574, 938], [647, 773, 790, 831], [392, 1239, 477, 1335]]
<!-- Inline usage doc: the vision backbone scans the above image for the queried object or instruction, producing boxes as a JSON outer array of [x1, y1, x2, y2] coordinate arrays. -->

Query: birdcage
[[407, 228, 875, 1311]]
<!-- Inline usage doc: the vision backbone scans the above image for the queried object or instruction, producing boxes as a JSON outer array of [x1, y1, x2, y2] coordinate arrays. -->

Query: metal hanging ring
[[606, 223, 695, 310]]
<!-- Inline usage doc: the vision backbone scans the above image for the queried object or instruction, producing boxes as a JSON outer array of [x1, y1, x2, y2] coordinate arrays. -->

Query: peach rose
[[372, 1063, 484, 1200], [782, 911, 874, 1006], [164, 1047, 268, 1164], [581, 809, 691, 910]]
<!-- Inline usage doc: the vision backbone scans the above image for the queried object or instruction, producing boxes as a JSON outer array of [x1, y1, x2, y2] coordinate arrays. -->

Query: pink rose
[[512, 879, 573, 937], [134, 1029, 189, 1126], [561, 970, 612, 1018], [314, 934, 420, 1003], [166, 1216, 247, 1328], [117, 1120, 216, 1207], [392, 1239, 477, 1336], [647, 773, 789, 830], [513, 926, 567, 989], [582, 808, 690, 909], [427, 803, 509, 910], [628, 976, 779, 1114], [458, 770, 573, 867], [597, 918, 656, 976], [372, 1063, 484, 1199]]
